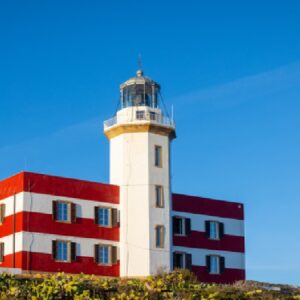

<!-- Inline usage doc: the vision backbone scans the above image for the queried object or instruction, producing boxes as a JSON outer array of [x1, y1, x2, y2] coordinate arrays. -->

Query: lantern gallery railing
[[104, 111, 175, 130]]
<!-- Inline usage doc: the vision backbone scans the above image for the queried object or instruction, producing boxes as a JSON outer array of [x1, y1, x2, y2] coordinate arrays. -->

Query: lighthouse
[[0, 68, 245, 282], [104, 69, 176, 276]]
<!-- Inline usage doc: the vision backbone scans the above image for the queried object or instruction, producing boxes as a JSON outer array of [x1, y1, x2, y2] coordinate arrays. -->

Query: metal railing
[[104, 112, 175, 129]]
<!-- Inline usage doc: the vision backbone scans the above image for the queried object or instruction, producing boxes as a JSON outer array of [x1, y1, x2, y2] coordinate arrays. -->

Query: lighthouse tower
[[104, 70, 176, 277]]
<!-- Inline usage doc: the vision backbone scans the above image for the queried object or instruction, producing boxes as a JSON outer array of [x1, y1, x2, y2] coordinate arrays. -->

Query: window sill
[[54, 259, 71, 263], [96, 224, 113, 228], [96, 262, 113, 266], [54, 220, 73, 224]]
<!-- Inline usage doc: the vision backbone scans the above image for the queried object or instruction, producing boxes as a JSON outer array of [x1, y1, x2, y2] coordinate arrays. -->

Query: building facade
[[0, 70, 245, 283]]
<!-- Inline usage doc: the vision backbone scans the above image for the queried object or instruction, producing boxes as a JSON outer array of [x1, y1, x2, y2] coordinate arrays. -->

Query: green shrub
[[0, 270, 298, 299]]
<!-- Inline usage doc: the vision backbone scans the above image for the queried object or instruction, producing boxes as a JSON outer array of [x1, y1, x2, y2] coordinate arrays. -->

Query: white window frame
[[209, 221, 220, 240], [55, 240, 71, 262], [97, 244, 111, 265], [56, 201, 71, 223], [98, 207, 111, 227]]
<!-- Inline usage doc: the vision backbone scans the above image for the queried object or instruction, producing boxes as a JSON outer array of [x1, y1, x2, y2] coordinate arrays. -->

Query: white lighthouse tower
[[104, 69, 176, 277]]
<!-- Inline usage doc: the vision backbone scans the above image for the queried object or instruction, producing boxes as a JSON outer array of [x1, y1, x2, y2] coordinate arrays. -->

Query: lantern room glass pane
[[121, 84, 159, 108]]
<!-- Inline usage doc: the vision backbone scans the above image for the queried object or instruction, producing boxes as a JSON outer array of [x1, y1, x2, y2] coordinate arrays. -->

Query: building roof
[[0, 172, 119, 204]]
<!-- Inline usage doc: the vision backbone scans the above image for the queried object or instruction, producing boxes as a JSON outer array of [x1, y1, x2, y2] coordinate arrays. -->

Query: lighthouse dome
[[120, 70, 160, 108]]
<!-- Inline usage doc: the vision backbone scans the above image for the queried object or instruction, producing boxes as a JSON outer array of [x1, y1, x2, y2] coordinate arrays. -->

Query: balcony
[[104, 110, 175, 130]]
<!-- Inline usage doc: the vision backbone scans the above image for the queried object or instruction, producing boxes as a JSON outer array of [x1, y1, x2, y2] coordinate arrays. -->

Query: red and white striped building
[[0, 70, 245, 283]]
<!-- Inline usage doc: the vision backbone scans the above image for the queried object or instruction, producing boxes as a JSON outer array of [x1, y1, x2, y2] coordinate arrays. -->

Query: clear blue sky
[[0, 1, 300, 285]]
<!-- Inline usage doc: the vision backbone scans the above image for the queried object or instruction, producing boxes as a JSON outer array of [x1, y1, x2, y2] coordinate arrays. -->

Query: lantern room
[[120, 69, 160, 109]]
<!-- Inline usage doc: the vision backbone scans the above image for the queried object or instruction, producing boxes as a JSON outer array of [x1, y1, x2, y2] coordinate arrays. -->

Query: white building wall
[[0, 193, 24, 218], [172, 211, 244, 237], [1, 232, 118, 257], [1, 192, 118, 219], [173, 246, 245, 270]]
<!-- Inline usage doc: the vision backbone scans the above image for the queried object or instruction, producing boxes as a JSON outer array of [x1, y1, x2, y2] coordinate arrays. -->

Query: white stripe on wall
[[172, 211, 244, 237], [0, 194, 23, 218], [1, 232, 119, 257], [173, 246, 245, 270], [0, 192, 119, 219]]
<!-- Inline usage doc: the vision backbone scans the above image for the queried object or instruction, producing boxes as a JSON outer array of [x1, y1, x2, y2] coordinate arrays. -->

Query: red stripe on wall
[[173, 231, 245, 253], [0, 213, 24, 238], [0, 172, 119, 204], [191, 265, 245, 284], [0, 212, 119, 241], [0, 173, 24, 201], [21, 251, 119, 277], [23, 212, 119, 241], [172, 193, 244, 220], [0, 252, 23, 268]]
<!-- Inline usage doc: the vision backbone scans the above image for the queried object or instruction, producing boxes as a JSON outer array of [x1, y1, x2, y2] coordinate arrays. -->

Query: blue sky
[[1, 1, 300, 285]]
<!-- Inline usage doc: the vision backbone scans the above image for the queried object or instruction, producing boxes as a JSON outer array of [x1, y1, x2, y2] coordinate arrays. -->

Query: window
[[155, 185, 164, 208], [155, 145, 162, 167], [205, 221, 224, 240], [155, 225, 165, 248], [136, 110, 145, 120], [0, 243, 4, 262], [206, 255, 225, 274], [0, 204, 5, 224], [94, 244, 117, 265], [100, 207, 109, 226], [52, 240, 76, 262], [173, 252, 192, 270], [94, 207, 118, 227], [52, 201, 76, 223], [150, 111, 156, 121], [173, 217, 191, 236]]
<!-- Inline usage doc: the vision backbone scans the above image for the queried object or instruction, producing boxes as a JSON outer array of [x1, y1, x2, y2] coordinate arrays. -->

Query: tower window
[[155, 225, 165, 248], [205, 221, 224, 240], [206, 255, 225, 274], [155, 145, 162, 167], [150, 112, 156, 120], [52, 201, 76, 223], [52, 240, 76, 262], [94, 244, 117, 265], [155, 185, 164, 208], [136, 110, 145, 120], [0, 242, 4, 262], [0, 204, 5, 224]]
